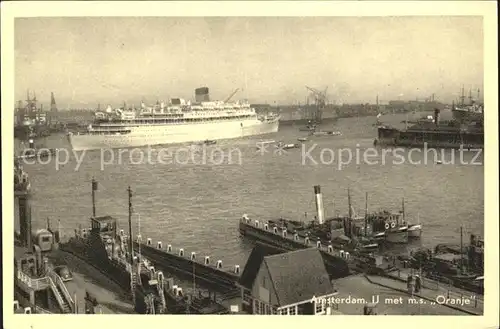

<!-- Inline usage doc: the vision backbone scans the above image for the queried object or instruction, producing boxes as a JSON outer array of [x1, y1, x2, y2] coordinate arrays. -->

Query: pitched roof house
[[237, 243, 338, 315]]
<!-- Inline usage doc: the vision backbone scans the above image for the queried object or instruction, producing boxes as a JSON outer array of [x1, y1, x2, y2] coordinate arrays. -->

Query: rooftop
[[264, 248, 333, 306], [238, 243, 284, 290], [238, 244, 334, 307]]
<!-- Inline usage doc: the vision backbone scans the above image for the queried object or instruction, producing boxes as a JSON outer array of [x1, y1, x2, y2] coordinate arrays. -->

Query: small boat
[[310, 130, 342, 137], [299, 123, 317, 132], [367, 210, 409, 244], [297, 137, 308, 142], [204, 140, 217, 145], [360, 243, 379, 251], [276, 142, 299, 150]]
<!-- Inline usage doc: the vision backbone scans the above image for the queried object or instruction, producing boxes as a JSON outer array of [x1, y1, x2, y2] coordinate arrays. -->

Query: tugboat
[[59, 180, 168, 314], [268, 187, 380, 252], [404, 200, 422, 239], [366, 210, 408, 244]]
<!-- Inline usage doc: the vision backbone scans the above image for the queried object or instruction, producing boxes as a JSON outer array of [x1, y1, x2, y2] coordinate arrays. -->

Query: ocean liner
[[68, 87, 280, 151]]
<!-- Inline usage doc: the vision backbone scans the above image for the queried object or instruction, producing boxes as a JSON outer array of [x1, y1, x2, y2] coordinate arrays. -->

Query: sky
[[15, 16, 483, 109]]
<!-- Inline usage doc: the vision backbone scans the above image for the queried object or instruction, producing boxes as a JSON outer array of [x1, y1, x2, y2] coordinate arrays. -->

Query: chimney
[[195, 87, 210, 103], [18, 193, 33, 250], [470, 234, 476, 246], [314, 185, 325, 225], [433, 109, 440, 126]]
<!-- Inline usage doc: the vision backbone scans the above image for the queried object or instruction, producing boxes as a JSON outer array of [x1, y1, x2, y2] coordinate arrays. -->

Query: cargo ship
[[452, 87, 483, 124], [277, 104, 338, 125], [68, 87, 280, 151], [14, 90, 53, 140], [376, 109, 483, 149]]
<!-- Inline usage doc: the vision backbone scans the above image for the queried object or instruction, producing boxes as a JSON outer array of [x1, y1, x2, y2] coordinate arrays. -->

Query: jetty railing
[[134, 233, 242, 278], [16, 270, 50, 290]]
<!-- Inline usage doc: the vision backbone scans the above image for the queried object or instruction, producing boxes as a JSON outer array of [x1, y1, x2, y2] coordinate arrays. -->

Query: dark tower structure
[[17, 191, 33, 250], [195, 87, 210, 102]]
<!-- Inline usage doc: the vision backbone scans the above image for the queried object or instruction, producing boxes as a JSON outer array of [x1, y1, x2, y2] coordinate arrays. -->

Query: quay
[[333, 273, 480, 315], [47, 249, 135, 314]]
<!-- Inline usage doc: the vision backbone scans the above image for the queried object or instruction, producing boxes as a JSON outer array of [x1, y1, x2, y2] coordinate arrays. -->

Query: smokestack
[[195, 87, 210, 103], [434, 109, 440, 126], [314, 185, 325, 225], [18, 193, 33, 250]]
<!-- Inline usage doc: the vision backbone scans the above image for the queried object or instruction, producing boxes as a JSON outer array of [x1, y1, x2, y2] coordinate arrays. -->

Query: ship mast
[[347, 187, 352, 220], [402, 197, 405, 224], [460, 226, 464, 274], [138, 213, 141, 259], [91, 178, 97, 217], [127, 186, 134, 266], [364, 192, 368, 237]]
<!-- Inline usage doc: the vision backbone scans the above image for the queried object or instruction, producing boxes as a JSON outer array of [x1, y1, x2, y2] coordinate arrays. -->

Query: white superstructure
[[68, 89, 280, 151]]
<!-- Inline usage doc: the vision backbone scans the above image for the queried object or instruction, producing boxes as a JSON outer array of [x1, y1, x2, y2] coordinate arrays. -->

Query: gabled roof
[[263, 248, 333, 306], [237, 243, 287, 290], [91, 215, 116, 223]]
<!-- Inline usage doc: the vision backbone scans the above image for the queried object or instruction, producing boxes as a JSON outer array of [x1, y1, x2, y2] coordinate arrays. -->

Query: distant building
[[237, 244, 339, 315]]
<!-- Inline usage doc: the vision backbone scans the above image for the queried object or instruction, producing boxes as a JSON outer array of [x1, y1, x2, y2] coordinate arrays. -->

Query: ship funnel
[[434, 108, 440, 126], [314, 185, 325, 225], [195, 87, 210, 102]]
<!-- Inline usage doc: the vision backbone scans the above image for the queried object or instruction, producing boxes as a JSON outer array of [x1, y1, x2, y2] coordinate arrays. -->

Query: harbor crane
[[305, 85, 329, 123], [224, 88, 240, 103]]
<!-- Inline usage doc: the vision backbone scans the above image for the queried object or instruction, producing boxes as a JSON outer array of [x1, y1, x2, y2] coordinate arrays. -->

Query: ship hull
[[407, 224, 422, 238], [238, 219, 350, 278], [384, 228, 408, 244], [377, 126, 483, 149], [68, 118, 279, 151]]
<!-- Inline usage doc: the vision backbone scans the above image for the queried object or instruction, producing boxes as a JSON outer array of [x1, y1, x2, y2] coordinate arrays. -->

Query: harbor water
[[15, 111, 484, 268]]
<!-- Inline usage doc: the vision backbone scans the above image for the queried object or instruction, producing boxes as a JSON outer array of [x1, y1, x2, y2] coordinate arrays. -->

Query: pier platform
[[47, 250, 135, 314], [132, 239, 241, 295]]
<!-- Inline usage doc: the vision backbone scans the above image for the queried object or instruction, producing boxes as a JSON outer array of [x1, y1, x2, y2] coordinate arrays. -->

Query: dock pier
[[132, 237, 241, 297]]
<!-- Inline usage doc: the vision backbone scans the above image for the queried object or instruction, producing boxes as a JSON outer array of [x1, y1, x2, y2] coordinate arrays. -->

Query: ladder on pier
[[48, 277, 72, 313]]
